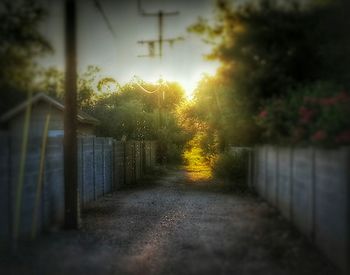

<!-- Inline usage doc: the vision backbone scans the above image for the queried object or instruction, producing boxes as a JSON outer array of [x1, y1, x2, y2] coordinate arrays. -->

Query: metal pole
[[137, 0, 180, 58], [158, 11, 163, 58], [64, 0, 79, 229]]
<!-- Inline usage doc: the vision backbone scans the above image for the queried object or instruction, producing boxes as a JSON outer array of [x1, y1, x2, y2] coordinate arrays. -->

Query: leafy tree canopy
[[186, 0, 349, 147], [0, 0, 52, 113]]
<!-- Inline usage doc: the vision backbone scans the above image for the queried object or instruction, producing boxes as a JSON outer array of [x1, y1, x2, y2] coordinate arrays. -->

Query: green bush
[[256, 82, 350, 146], [164, 143, 183, 164], [213, 151, 248, 190]]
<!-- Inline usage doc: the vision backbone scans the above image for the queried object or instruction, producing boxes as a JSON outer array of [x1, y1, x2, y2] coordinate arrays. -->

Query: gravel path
[[1, 168, 339, 275]]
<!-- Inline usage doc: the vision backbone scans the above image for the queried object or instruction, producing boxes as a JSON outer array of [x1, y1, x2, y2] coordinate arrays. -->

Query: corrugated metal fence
[[0, 135, 157, 244]]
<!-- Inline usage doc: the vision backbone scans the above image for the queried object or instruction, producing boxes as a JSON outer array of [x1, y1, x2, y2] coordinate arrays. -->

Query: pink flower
[[319, 97, 337, 106], [299, 107, 315, 124], [259, 110, 268, 118], [311, 130, 327, 142]]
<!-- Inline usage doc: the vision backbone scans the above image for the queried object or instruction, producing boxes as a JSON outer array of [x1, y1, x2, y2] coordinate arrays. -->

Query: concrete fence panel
[[0, 136, 157, 243], [94, 138, 104, 199], [17, 139, 41, 237], [103, 138, 113, 194], [291, 148, 314, 238], [0, 134, 10, 242], [44, 138, 64, 228], [125, 142, 135, 185], [255, 146, 267, 197], [314, 148, 349, 271], [276, 147, 293, 220], [113, 141, 125, 189], [252, 145, 349, 273], [77, 138, 84, 210], [81, 137, 95, 204], [266, 146, 278, 207]]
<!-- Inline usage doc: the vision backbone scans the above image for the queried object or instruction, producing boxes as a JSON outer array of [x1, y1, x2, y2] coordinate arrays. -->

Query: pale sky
[[39, 0, 311, 97], [39, 0, 224, 97]]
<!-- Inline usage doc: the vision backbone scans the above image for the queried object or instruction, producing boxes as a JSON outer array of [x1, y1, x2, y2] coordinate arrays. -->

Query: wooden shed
[[0, 93, 99, 138]]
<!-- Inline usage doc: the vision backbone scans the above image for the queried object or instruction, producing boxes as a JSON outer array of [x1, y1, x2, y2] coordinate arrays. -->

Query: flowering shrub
[[256, 83, 350, 146]]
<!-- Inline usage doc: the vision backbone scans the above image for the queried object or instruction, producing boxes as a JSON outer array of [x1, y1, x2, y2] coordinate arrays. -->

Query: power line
[[132, 75, 167, 94], [93, 0, 117, 40]]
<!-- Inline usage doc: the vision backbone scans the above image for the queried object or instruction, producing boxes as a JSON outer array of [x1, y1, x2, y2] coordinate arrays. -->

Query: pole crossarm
[[140, 11, 179, 16], [137, 0, 181, 58], [138, 37, 184, 45], [137, 0, 179, 16]]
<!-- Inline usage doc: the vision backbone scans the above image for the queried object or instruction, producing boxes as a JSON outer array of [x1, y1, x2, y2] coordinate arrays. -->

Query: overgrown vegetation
[[184, 0, 350, 150], [256, 82, 350, 145], [2, 0, 349, 182], [0, 0, 52, 112], [213, 151, 248, 191], [36, 65, 189, 163], [178, 0, 349, 184]]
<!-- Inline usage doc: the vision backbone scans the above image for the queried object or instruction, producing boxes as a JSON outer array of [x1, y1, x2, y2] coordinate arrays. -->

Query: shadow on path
[[0, 167, 340, 275]]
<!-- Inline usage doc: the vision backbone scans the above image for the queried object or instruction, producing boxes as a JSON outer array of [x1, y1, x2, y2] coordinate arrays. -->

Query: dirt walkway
[[0, 168, 339, 275]]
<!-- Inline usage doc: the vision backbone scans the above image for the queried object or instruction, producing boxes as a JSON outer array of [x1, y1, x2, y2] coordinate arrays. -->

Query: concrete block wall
[[78, 137, 114, 206], [43, 138, 64, 228], [112, 140, 158, 187], [103, 138, 113, 194], [0, 137, 65, 240], [254, 147, 267, 197], [266, 146, 278, 206], [276, 148, 293, 220], [252, 146, 349, 274], [113, 141, 125, 190], [94, 138, 104, 199], [314, 149, 349, 271], [0, 133, 10, 243], [0, 133, 158, 243], [11, 137, 42, 238], [291, 148, 314, 238], [79, 137, 95, 205], [125, 142, 135, 185]]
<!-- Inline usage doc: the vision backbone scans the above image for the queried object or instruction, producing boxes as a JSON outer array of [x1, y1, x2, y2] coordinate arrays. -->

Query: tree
[[187, 0, 350, 147], [0, 0, 52, 113], [119, 80, 185, 113], [36, 65, 102, 110], [37, 64, 188, 162]]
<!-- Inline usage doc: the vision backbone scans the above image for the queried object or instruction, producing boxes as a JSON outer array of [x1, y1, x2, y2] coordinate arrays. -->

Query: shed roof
[[0, 93, 100, 125]]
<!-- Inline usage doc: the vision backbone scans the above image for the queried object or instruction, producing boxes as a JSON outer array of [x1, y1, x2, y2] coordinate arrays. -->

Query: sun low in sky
[[39, 0, 221, 98]]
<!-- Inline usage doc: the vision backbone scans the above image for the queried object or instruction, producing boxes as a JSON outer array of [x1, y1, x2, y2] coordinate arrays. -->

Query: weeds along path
[[0, 168, 339, 275]]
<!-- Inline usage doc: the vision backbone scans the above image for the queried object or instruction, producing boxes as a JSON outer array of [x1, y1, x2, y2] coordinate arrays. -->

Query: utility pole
[[137, 0, 182, 58], [64, 0, 79, 229], [137, 0, 182, 164]]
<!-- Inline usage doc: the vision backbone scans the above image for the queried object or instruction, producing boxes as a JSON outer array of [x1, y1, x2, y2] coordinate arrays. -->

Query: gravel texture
[[0, 168, 339, 275]]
